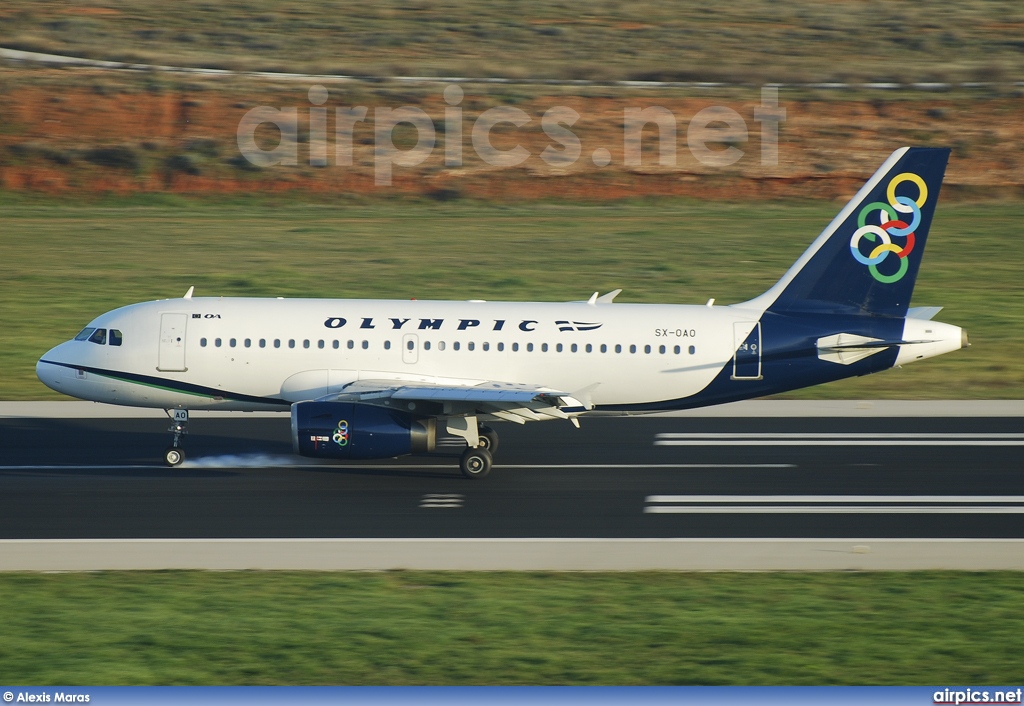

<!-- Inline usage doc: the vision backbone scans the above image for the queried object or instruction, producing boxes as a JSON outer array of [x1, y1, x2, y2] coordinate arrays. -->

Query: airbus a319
[[37, 147, 967, 478]]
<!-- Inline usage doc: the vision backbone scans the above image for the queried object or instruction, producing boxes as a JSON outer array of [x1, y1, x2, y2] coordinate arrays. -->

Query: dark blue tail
[[752, 147, 950, 318]]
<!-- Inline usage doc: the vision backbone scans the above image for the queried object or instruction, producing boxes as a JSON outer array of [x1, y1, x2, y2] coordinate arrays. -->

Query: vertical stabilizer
[[747, 147, 950, 318]]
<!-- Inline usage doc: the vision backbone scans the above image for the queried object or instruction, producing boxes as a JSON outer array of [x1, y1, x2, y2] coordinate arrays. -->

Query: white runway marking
[[645, 495, 1024, 514], [655, 432, 1024, 446], [183, 454, 302, 468], [420, 494, 464, 509], [0, 462, 795, 471]]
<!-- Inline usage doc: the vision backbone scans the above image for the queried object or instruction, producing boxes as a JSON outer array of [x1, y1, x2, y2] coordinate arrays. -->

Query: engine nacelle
[[291, 401, 435, 460]]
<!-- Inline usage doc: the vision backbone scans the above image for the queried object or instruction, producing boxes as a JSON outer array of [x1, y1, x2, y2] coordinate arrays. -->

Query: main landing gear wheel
[[477, 425, 499, 454], [459, 447, 493, 479], [164, 447, 185, 467]]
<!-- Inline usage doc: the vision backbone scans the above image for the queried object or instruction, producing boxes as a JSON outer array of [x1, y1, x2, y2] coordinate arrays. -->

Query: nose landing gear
[[164, 408, 189, 467]]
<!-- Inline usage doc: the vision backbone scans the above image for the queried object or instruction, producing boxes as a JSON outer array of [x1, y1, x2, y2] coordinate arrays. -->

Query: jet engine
[[291, 401, 436, 460]]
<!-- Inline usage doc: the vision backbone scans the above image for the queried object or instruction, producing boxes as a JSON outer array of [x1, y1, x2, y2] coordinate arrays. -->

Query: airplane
[[37, 146, 967, 478]]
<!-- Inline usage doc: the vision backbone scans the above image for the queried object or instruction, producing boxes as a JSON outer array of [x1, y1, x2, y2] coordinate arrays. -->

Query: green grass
[[2, 197, 1021, 400], [2, 0, 1023, 85], [0, 571, 1021, 685]]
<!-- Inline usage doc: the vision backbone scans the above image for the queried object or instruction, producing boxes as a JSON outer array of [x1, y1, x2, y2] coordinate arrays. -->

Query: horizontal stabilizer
[[907, 306, 943, 320], [816, 333, 941, 365]]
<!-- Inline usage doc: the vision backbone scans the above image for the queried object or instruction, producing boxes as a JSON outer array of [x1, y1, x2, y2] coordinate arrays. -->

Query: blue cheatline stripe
[[38, 360, 290, 407]]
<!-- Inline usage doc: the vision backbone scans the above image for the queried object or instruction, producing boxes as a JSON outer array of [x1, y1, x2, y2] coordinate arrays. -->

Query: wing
[[317, 378, 590, 424]]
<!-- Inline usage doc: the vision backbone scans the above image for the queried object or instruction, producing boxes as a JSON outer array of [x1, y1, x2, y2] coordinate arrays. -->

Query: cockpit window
[[109, 329, 123, 346], [88, 328, 107, 345], [74, 327, 96, 341]]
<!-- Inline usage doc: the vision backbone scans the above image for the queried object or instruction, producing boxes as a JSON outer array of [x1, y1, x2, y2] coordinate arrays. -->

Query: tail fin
[[749, 147, 950, 318]]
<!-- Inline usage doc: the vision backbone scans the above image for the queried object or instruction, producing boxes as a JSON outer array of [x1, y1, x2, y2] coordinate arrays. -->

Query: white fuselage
[[38, 296, 766, 412]]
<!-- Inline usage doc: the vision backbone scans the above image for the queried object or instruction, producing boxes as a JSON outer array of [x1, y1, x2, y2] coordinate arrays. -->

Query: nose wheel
[[164, 408, 189, 467], [164, 447, 185, 467]]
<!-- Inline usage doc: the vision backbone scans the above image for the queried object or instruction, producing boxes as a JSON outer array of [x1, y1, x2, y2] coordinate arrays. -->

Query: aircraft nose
[[37, 344, 71, 394], [37, 357, 62, 393]]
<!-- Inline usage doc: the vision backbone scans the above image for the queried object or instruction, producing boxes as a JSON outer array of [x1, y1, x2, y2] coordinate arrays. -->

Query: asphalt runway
[[1, 413, 1022, 545]]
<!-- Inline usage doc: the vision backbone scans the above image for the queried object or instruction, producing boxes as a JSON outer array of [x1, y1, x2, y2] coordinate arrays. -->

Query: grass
[[0, 571, 1021, 685], [2, 0, 1023, 85], [2, 197, 1021, 400]]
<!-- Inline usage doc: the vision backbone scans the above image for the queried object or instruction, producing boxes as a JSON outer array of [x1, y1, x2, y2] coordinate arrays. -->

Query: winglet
[[587, 292, 598, 305], [184, 286, 195, 299]]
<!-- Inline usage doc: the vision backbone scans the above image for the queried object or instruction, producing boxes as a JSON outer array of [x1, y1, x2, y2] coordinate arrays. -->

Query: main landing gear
[[164, 408, 189, 467], [459, 446, 492, 479], [455, 421, 499, 479]]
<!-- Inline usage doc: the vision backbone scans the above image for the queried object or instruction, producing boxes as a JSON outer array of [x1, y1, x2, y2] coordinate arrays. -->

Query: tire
[[459, 447, 492, 479], [477, 425, 499, 453], [164, 447, 185, 467]]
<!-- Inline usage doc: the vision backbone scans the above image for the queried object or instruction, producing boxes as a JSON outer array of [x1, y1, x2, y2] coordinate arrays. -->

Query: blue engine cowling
[[291, 401, 436, 460]]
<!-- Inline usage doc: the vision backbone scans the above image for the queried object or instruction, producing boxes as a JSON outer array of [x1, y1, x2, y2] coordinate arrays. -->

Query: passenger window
[[109, 330, 123, 346], [230, 338, 237, 348], [674, 345, 681, 354], [483, 342, 490, 352], [453, 342, 461, 351], [615, 344, 622, 353], [659, 345, 666, 354], [600, 344, 607, 353], [274, 339, 281, 348], [75, 328, 96, 341], [629, 344, 636, 354], [361, 340, 368, 349], [347, 340, 354, 349], [542, 343, 549, 352], [384, 340, 391, 350], [303, 340, 310, 349], [259, 339, 266, 348], [645, 345, 652, 354], [200, 338, 208, 347], [512, 342, 519, 352], [215, 338, 222, 348], [407, 340, 414, 350], [318, 340, 325, 349], [497, 342, 504, 352], [289, 340, 295, 349], [556, 343, 563, 353], [245, 339, 252, 348], [527, 343, 534, 352], [438, 341, 446, 351], [332, 340, 339, 349], [571, 343, 578, 353], [424, 341, 431, 351], [468, 342, 475, 351], [689, 345, 696, 355], [88, 328, 106, 345], [585, 344, 591, 353]]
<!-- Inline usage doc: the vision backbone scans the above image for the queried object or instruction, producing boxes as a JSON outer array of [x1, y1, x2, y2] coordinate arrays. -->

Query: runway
[[0, 403, 1021, 569]]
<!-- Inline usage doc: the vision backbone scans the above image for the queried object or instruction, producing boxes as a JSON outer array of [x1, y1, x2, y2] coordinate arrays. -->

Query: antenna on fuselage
[[183, 286, 195, 299]]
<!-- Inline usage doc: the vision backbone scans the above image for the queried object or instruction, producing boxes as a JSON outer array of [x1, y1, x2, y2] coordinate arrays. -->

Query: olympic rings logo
[[332, 419, 350, 447], [850, 172, 928, 283]]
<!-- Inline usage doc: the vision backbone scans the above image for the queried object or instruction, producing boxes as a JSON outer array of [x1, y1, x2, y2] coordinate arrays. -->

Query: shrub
[[84, 145, 140, 170]]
